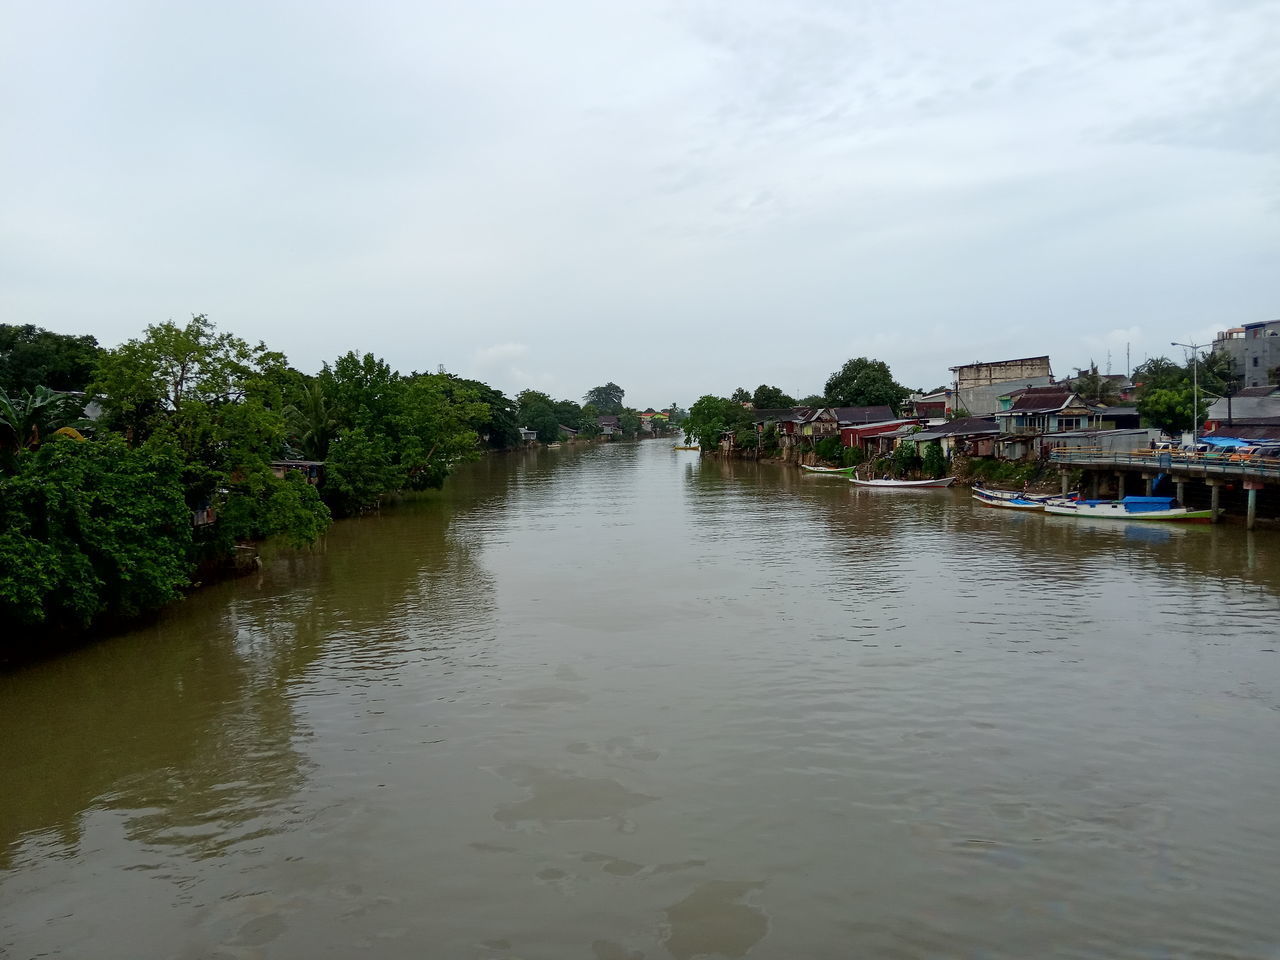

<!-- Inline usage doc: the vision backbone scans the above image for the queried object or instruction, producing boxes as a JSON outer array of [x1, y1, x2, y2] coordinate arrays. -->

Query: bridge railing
[[1048, 448, 1280, 480]]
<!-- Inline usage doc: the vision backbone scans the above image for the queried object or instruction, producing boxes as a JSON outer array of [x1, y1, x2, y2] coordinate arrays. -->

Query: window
[[1254, 357, 1260, 367]]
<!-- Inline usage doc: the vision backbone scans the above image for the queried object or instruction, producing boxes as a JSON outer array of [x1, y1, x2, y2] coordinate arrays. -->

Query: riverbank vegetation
[[0, 318, 651, 648]]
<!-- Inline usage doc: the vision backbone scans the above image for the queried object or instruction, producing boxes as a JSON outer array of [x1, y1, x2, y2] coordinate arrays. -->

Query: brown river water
[[4, 440, 1280, 959]]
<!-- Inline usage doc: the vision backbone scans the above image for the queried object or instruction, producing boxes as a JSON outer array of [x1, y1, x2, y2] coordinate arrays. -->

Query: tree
[[730, 387, 751, 405], [0, 435, 192, 633], [1137, 387, 1204, 436], [583, 383, 625, 415], [682, 396, 754, 449], [398, 372, 487, 489], [517, 389, 561, 443], [824, 357, 909, 412], [284, 381, 336, 461], [0, 386, 88, 455], [322, 428, 400, 516], [0, 324, 101, 395], [799, 394, 827, 407], [752, 384, 796, 409], [618, 409, 642, 439], [1072, 365, 1119, 405], [1132, 356, 1186, 394], [922, 441, 947, 479]]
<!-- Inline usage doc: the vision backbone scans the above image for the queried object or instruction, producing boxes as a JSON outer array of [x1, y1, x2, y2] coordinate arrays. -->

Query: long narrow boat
[[1043, 496, 1214, 523], [972, 490, 1044, 510], [800, 464, 856, 474], [849, 476, 955, 488], [974, 486, 1072, 503]]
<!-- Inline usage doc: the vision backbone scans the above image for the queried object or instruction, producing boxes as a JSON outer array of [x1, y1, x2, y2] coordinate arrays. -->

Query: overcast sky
[[3, 0, 1277, 406]]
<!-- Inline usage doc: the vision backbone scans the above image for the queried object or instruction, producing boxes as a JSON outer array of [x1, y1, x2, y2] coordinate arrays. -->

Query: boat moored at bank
[[849, 476, 955, 488], [1043, 496, 1215, 523]]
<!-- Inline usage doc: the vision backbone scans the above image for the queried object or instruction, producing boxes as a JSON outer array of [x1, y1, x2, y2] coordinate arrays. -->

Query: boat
[[800, 464, 856, 474], [1043, 496, 1214, 523], [671, 445, 700, 451], [849, 476, 955, 488], [972, 489, 1044, 510], [973, 486, 1076, 504]]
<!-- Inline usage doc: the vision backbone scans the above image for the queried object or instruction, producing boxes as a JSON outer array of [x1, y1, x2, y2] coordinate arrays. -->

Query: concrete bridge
[[1048, 449, 1280, 529]]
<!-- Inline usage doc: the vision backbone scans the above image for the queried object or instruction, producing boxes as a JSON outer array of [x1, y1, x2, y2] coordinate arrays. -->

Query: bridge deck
[[1049, 449, 1280, 484]]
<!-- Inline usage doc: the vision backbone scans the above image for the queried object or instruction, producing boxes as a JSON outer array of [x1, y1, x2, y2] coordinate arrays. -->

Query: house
[[907, 389, 953, 423], [839, 419, 921, 456], [993, 386, 1102, 435], [796, 406, 897, 441], [1212, 319, 1280, 387], [518, 426, 538, 442], [558, 424, 578, 439], [902, 416, 999, 458], [950, 356, 1054, 415], [752, 407, 812, 448], [597, 415, 621, 438], [1204, 387, 1280, 432]]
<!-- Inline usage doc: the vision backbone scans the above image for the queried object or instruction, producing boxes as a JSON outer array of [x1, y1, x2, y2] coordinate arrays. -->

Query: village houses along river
[[4, 439, 1280, 959]]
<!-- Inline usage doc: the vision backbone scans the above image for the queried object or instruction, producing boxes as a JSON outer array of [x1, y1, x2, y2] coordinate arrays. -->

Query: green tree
[[323, 428, 400, 516], [1072, 365, 1120, 404], [284, 380, 336, 460], [824, 357, 910, 412], [1137, 387, 1205, 436], [682, 396, 754, 449], [398, 372, 487, 489], [729, 387, 751, 404], [752, 384, 796, 409], [799, 394, 827, 407], [922, 441, 947, 479], [0, 386, 88, 455], [618, 409, 642, 440], [0, 435, 192, 634], [517, 389, 561, 442], [91, 315, 284, 441], [0, 324, 101, 395], [583, 383, 625, 415], [890, 440, 921, 478]]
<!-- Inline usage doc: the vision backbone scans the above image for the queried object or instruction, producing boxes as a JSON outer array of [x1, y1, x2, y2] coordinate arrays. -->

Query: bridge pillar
[[1176, 480, 1187, 506], [1245, 479, 1264, 530], [1090, 472, 1100, 500], [1060, 471, 1070, 497], [1116, 472, 1126, 498], [1204, 479, 1221, 523], [1142, 473, 1154, 496]]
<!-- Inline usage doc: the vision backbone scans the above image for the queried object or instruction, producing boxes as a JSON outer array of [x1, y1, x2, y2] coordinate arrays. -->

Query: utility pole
[[1171, 340, 1208, 443]]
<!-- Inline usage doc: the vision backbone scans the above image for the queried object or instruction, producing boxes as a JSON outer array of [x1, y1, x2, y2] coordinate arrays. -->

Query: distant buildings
[[949, 356, 1054, 416], [1213, 320, 1280, 388]]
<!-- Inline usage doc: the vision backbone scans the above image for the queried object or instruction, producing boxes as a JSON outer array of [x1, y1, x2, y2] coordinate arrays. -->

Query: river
[[4, 440, 1280, 959]]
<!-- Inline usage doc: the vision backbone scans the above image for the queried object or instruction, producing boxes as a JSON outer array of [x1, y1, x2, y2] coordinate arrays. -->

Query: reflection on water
[[3, 441, 1280, 959]]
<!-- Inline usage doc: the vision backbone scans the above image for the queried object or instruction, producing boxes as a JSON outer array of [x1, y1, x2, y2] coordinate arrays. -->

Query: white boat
[[800, 464, 856, 474], [1043, 496, 1214, 523], [973, 486, 1070, 503], [849, 476, 955, 488], [972, 490, 1043, 510]]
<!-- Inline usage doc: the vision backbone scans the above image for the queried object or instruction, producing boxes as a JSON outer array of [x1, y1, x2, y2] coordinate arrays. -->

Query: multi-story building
[[1213, 320, 1280, 388]]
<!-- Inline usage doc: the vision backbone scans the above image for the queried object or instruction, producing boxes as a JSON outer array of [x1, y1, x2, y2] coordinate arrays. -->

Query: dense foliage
[[2, 318, 656, 645], [1132, 352, 1231, 434], [823, 357, 910, 413], [0, 324, 101, 395], [0, 436, 191, 632]]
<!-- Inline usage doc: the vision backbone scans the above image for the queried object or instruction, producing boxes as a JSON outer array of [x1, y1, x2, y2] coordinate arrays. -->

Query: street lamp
[[1171, 340, 1208, 443]]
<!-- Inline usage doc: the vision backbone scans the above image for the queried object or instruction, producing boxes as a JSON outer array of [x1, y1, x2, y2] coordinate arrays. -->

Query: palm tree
[[284, 382, 335, 461], [0, 386, 87, 451]]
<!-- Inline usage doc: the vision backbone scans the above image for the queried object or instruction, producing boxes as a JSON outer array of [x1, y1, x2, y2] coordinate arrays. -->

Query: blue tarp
[[1201, 436, 1249, 448]]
